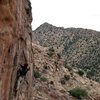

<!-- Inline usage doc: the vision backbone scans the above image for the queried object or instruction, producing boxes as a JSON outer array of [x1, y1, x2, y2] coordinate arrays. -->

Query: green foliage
[[86, 68, 95, 78], [60, 75, 70, 85], [69, 87, 88, 99], [64, 75, 70, 81], [33, 71, 41, 78], [33, 70, 48, 82], [40, 76, 48, 82], [77, 70, 84, 76]]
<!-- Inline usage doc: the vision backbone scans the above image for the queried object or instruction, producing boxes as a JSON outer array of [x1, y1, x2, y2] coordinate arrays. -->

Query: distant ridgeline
[[33, 22, 100, 82]]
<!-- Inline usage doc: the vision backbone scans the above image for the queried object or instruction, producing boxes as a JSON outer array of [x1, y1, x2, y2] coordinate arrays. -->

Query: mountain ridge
[[35, 22, 100, 33], [33, 22, 100, 82]]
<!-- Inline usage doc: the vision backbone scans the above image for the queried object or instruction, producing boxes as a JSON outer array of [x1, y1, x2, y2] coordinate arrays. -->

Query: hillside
[[33, 22, 100, 82], [31, 43, 100, 100]]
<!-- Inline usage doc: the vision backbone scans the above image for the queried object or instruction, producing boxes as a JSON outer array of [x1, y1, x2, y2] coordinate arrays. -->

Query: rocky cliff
[[0, 1, 100, 100], [0, 0, 33, 100]]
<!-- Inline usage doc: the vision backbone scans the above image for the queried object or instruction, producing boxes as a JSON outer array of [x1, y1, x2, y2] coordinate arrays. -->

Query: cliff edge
[[0, 0, 33, 100]]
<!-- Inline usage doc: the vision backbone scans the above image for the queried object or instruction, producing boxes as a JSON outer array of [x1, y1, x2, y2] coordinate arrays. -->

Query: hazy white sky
[[31, 0, 100, 31]]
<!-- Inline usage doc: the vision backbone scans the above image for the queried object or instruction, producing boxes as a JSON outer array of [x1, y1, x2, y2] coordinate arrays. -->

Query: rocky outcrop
[[0, 0, 33, 100], [31, 43, 100, 100]]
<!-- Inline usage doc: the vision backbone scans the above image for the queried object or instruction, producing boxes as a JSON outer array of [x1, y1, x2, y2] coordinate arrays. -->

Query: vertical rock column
[[0, 0, 33, 100]]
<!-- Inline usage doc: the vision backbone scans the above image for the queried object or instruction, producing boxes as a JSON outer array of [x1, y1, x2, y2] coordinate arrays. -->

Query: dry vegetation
[[33, 22, 100, 82], [31, 43, 100, 100]]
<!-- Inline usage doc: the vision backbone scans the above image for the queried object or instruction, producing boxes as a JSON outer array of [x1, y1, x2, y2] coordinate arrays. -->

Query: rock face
[[0, 1, 100, 100], [33, 22, 100, 82], [0, 0, 33, 100]]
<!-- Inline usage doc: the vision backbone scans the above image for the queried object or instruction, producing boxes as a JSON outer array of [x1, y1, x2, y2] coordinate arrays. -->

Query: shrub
[[86, 70, 95, 79], [60, 78, 66, 85], [77, 70, 84, 76], [49, 81, 54, 85], [42, 69, 47, 74], [43, 65, 48, 70], [33, 71, 41, 78], [64, 75, 70, 81], [69, 87, 88, 99], [64, 62, 72, 71], [47, 47, 55, 57], [40, 76, 48, 82], [60, 75, 70, 85], [54, 61, 58, 66], [48, 47, 55, 52], [57, 53, 61, 59], [70, 72, 73, 76], [67, 66, 72, 71], [42, 65, 49, 73]]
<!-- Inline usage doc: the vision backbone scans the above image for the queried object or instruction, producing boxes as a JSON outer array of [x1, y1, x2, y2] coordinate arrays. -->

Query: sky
[[30, 0, 100, 31]]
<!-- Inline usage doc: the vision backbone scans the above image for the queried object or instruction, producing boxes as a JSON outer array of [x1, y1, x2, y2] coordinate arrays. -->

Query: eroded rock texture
[[0, 0, 33, 100]]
